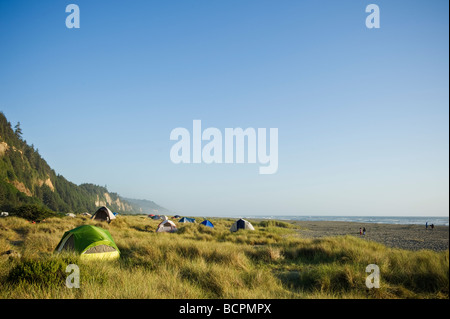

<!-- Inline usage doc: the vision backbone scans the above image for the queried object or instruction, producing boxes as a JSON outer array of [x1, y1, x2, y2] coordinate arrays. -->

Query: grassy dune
[[0, 215, 448, 299]]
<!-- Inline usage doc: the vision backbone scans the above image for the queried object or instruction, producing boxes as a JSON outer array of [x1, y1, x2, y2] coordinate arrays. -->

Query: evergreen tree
[[14, 122, 22, 139]]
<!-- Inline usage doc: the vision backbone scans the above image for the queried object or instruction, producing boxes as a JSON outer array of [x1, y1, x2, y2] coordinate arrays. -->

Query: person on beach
[[426, 222, 428, 230], [431, 224, 434, 230], [363, 227, 366, 236], [359, 227, 362, 236]]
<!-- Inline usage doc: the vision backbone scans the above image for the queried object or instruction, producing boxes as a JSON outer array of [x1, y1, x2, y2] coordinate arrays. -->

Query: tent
[[66, 213, 76, 218], [54, 225, 120, 260], [91, 206, 116, 223], [174, 215, 180, 218], [156, 220, 177, 233], [200, 220, 214, 228], [162, 215, 168, 221], [179, 217, 196, 223], [230, 219, 255, 232], [148, 214, 155, 218]]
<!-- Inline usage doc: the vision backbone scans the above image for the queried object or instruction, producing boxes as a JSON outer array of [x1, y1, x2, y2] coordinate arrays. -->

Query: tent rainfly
[[156, 220, 177, 233], [54, 225, 120, 260], [200, 220, 214, 228], [91, 206, 116, 223], [230, 219, 255, 232], [179, 217, 196, 223]]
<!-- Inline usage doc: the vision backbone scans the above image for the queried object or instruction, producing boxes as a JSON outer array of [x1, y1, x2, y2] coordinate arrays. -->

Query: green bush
[[7, 257, 77, 287], [11, 204, 58, 222], [258, 220, 294, 228]]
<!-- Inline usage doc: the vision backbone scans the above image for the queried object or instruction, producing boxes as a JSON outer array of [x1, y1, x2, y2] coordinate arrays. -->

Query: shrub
[[258, 220, 294, 229], [11, 204, 58, 222], [7, 256, 77, 287]]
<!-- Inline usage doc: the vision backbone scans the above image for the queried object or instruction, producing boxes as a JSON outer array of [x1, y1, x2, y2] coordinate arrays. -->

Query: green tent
[[55, 225, 120, 260]]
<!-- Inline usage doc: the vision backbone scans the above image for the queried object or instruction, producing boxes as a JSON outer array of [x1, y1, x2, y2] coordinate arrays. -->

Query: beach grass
[[0, 215, 448, 299]]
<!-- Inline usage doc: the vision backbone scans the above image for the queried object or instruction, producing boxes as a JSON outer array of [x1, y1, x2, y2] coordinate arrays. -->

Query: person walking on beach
[[359, 227, 362, 236], [363, 227, 366, 236], [426, 221, 428, 230]]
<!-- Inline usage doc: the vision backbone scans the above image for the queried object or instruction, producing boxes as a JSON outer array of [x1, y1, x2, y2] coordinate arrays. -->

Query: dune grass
[[0, 215, 448, 299]]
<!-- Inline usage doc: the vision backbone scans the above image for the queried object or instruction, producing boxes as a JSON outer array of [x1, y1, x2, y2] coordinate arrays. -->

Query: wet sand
[[289, 220, 449, 252]]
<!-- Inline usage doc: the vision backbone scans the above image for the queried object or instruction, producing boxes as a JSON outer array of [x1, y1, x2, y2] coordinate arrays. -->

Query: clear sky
[[0, 0, 448, 217]]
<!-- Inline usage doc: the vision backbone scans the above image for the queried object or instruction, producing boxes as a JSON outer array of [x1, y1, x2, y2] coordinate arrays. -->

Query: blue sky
[[0, 0, 448, 216]]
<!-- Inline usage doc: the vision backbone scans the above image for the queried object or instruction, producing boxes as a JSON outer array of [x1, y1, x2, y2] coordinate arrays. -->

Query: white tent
[[156, 220, 177, 233], [66, 213, 76, 218], [230, 219, 255, 232], [91, 206, 116, 223]]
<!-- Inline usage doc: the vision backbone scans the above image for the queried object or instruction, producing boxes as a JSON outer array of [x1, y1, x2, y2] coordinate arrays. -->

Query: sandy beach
[[288, 220, 449, 252]]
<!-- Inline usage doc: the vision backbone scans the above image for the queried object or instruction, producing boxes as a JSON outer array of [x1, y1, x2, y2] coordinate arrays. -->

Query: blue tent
[[179, 217, 196, 223], [200, 220, 214, 228]]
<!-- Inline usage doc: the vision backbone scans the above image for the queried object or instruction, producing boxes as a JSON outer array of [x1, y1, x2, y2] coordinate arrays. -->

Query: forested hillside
[[0, 112, 166, 215]]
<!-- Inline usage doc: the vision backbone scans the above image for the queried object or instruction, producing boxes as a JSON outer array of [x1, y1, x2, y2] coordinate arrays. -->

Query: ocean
[[239, 215, 449, 226]]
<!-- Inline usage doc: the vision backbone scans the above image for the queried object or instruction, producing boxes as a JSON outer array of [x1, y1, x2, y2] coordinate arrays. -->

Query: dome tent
[[200, 220, 214, 228], [179, 217, 196, 223], [54, 225, 120, 260], [156, 220, 177, 233], [230, 219, 255, 232], [91, 206, 116, 223]]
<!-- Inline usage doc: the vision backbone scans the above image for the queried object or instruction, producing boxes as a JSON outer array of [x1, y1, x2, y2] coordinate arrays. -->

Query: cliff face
[[94, 193, 135, 213], [0, 112, 167, 214], [0, 141, 8, 156]]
